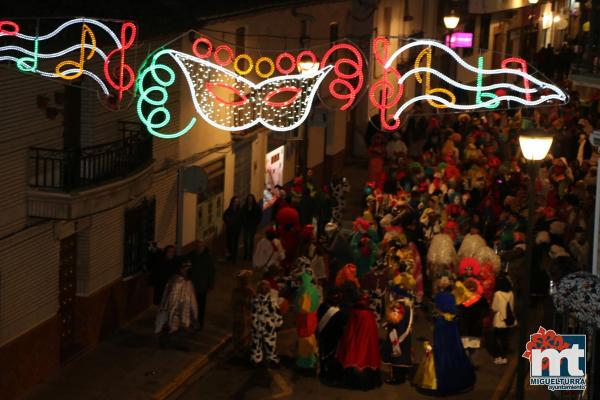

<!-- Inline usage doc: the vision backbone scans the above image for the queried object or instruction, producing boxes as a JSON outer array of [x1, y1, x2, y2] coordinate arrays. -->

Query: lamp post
[[516, 132, 553, 400]]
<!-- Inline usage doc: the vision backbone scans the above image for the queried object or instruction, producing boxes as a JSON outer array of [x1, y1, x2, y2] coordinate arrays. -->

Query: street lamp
[[519, 134, 553, 160], [528, 0, 539, 4], [516, 131, 553, 400], [443, 10, 460, 30]]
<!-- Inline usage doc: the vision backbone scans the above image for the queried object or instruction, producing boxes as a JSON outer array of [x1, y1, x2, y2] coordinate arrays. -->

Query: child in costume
[[382, 273, 415, 385]]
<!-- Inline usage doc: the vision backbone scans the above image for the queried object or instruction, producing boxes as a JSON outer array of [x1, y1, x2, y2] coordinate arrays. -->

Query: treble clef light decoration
[[369, 37, 403, 131], [104, 22, 137, 102]]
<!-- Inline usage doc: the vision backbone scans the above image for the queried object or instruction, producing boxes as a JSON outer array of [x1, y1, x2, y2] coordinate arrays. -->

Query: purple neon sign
[[445, 32, 473, 48]]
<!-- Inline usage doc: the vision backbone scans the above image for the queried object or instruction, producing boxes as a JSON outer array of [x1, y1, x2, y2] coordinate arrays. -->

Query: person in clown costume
[[294, 272, 320, 371], [454, 258, 489, 365], [275, 205, 301, 271], [350, 218, 378, 278], [381, 272, 415, 385]]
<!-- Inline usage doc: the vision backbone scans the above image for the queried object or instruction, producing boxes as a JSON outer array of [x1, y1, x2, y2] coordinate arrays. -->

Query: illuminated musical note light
[[0, 18, 137, 97], [414, 47, 456, 109], [104, 22, 137, 101], [501, 57, 532, 102], [476, 56, 499, 109], [16, 38, 38, 72], [55, 23, 96, 80], [384, 39, 567, 121]]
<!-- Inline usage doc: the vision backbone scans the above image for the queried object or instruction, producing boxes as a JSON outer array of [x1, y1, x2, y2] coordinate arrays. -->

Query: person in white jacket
[[252, 227, 285, 271], [491, 274, 517, 365]]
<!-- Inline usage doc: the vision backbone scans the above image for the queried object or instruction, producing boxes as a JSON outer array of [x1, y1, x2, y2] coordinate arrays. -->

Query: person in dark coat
[[317, 289, 347, 385], [456, 278, 489, 365], [223, 196, 242, 262], [150, 245, 177, 305], [241, 194, 263, 261], [188, 240, 215, 330]]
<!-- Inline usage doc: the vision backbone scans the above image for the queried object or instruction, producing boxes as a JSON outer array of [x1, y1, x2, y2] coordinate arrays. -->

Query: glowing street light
[[519, 133, 553, 160], [443, 10, 460, 30]]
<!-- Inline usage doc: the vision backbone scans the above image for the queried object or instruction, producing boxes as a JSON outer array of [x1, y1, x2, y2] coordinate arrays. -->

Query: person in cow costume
[[331, 176, 351, 223]]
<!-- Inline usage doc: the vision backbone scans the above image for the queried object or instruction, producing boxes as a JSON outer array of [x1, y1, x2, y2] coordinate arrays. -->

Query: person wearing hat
[[154, 260, 198, 339]]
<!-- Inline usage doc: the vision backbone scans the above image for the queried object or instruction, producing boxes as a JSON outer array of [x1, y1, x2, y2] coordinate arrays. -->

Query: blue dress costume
[[433, 291, 476, 395]]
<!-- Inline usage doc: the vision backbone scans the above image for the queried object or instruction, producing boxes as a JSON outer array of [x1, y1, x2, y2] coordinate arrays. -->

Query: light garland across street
[[0, 18, 568, 137]]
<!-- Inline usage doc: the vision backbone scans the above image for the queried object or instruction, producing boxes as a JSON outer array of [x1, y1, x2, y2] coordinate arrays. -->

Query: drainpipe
[[176, 166, 184, 256]]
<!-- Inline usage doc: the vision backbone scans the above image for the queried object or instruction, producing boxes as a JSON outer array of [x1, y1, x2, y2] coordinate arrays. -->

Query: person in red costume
[[336, 292, 382, 390], [275, 205, 301, 271]]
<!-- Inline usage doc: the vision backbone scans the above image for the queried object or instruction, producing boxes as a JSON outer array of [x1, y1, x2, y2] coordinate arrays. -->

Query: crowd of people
[[147, 93, 598, 394]]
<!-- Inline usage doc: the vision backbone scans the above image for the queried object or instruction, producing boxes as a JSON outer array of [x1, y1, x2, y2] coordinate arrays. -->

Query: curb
[[491, 356, 518, 400], [153, 334, 232, 400]]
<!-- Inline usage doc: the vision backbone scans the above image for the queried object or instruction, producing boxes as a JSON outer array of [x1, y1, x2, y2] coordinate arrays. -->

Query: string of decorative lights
[[1, 18, 568, 136]]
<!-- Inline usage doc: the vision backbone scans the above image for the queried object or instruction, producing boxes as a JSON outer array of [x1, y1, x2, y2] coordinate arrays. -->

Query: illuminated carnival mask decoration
[[0, 18, 137, 103], [136, 38, 364, 138]]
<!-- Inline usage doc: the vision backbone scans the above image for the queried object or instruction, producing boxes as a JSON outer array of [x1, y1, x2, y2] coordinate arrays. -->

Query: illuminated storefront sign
[[445, 32, 474, 48]]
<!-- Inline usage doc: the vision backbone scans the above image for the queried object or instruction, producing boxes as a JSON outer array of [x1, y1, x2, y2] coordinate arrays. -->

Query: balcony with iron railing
[[30, 121, 153, 191], [27, 121, 155, 219]]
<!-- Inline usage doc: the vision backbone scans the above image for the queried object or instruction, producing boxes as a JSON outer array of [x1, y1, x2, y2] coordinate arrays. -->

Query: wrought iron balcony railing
[[30, 121, 153, 191]]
